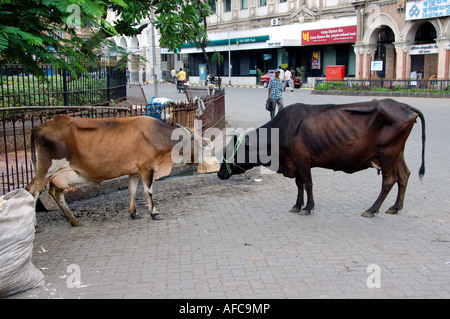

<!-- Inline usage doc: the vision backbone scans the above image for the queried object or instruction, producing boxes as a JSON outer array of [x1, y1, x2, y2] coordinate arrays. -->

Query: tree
[[211, 51, 224, 86], [0, 0, 210, 76], [191, 0, 215, 77]]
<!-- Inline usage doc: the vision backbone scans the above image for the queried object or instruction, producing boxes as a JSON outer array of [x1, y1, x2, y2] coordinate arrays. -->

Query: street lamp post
[[214, 14, 231, 86]]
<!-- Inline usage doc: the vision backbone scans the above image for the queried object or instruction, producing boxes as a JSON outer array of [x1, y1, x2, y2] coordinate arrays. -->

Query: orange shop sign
[[302, 26, 357, 45]]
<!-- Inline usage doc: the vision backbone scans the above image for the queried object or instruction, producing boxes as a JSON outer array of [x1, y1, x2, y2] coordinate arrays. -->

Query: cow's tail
[[408, 105, 426, 180]]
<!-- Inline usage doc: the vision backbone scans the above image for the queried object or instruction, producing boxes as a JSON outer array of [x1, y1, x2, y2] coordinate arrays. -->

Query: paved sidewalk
[[7, 89, 450, 299], [9, 165, 450, 299]]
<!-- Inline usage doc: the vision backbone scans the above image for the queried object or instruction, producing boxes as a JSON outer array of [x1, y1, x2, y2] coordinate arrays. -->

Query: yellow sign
[[302, 32, 310, 43]]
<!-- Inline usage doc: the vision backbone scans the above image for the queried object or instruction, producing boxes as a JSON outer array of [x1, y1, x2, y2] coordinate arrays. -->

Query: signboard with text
[[371, 61, 383, 71], [406, 0, 450, 20], [312, 51, 321, 69], [302, 26, 357, 45], [409, 43, 439, 55]]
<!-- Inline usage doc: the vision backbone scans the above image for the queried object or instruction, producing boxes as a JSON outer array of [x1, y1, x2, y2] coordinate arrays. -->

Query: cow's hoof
[[290, 205, 301, 213], [130, 212, 143, 220], [151, 213, 162, 220], [385, 207, 399, 215], [299, 209, 311, 216], [70, 219, 84, 226], [361, 211, 375, 218]]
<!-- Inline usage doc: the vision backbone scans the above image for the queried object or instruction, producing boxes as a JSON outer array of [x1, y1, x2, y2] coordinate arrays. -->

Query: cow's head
[[217, 132, 249, 180], [172, 124, 212, 165], [218, 128, 279, 179]]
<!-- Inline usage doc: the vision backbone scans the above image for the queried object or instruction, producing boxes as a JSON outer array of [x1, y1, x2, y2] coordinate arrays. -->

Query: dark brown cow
[[218, 99, 425, 217], [26, 115, 204, 226]]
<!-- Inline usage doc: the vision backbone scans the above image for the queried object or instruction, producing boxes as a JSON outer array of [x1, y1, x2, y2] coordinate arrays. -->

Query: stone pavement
[[7, 89, 450, 299]]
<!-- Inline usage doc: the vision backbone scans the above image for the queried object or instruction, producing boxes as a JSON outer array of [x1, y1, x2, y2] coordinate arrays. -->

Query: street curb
[[134, 81, 313, 90]]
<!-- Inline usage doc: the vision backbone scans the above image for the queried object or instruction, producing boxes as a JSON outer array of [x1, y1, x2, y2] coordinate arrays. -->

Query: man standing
[[268, 69, 284, 119], [126, 68, 130, 84], [171, 68, 177, 84]]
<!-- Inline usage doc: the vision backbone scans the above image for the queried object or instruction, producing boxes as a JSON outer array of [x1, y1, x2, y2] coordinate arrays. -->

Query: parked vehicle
[[260, 70, 302, 89], [205, 75, 220, 86]]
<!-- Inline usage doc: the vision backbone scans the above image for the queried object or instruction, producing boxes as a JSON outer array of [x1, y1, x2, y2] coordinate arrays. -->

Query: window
[[241, 0, 248, 9], [279, 0, 287, 3], [210, 1, 216, 14], [260, 0, 267, 6], [224, 0, 231, 12]]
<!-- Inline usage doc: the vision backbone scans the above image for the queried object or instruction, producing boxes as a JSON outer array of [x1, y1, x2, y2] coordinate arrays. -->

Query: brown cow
[[26, 115, 205, 226], [218, 99, 425, 218]]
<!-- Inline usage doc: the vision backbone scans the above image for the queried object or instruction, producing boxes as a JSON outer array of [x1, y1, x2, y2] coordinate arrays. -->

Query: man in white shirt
[[278, 66, 285, 91], [284, 69, 293, 92]]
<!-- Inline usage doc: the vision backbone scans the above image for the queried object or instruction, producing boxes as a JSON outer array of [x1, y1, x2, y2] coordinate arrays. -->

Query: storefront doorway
[[373, 27, 395, 79], [410, 22, 438, 80]]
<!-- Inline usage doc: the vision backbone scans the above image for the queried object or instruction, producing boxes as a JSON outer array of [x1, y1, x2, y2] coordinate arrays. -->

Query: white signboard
[[409, 43, 439, 55], [406, 0, 450, 20], [371, 61, 383, 71]]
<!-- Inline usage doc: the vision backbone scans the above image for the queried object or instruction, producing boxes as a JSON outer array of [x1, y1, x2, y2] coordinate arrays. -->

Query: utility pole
[[151, 8, 158, 97]]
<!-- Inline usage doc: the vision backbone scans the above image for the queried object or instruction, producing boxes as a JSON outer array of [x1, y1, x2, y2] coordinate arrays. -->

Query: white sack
[[0, 189, 45, 297]]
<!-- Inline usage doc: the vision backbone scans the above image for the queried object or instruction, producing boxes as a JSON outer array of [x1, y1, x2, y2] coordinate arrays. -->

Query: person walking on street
[[126, 68, 130, 84], [278, 66, 285, 91], [268, 69, 284, 119], [284, 68, 293, 92], [171, 68, 177, 84]]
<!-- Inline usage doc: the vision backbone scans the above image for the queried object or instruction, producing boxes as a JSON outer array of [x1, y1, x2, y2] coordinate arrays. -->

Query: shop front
[[352, 0, 450, 80], [180, 17, 357, 86]]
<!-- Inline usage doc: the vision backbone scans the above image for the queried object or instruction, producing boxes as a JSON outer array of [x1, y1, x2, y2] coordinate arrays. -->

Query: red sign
[[302, 26, 357, 45]]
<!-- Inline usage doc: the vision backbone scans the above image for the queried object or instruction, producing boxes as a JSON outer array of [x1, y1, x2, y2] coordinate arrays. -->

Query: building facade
[[352, 0, 450, 80], [111, 1, 359, 86], [110, 0, 450, 85], [183, 0, 358, 85]]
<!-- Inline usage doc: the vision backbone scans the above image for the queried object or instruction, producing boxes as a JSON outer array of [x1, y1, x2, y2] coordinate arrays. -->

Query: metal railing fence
[[0, 64, 126, 108], [0, 103, 198, 195]]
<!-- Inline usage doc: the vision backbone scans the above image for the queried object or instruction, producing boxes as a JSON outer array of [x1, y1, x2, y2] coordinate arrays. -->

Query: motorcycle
[[177, 79, 188, 93], [205, 75, 220, 86]]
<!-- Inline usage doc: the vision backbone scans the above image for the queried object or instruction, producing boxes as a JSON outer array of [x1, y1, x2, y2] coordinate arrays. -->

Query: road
[[8, 84, 450, 300]]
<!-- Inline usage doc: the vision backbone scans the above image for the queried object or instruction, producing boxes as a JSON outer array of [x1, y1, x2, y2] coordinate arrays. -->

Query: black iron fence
[[0, 83, 226, 195], [0, 64, 126, 108], [0, 103, 200, 195]]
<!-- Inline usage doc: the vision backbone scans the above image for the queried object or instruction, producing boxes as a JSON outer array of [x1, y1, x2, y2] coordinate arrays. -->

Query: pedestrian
[[126, 68, 130, 84], [290, 66, 296, 79], [142, 68, 146, 84], [284, 68, 293, 92], [267, 69, 284, 119], [278, 66, 285, 91], [171, 68, 176, 84]]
